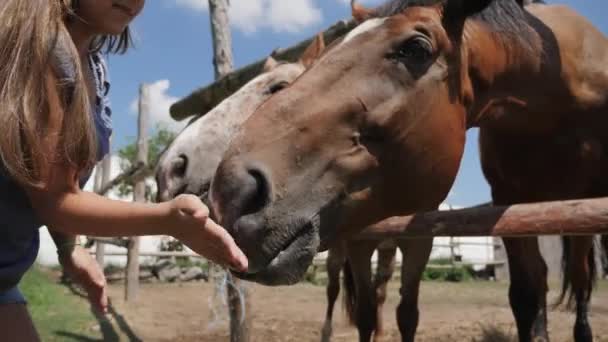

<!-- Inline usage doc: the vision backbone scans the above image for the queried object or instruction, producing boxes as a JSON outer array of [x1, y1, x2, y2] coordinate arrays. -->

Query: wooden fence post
[[125, 84, 149, 302], [208, 1, 250, 340], [493, 237, 509, 281], [92, 162, 104, 265], [209, 0, 233, 80], [95, 148, 113, 266]]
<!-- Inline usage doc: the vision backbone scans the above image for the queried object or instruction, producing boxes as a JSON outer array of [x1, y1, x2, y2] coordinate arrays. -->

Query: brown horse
[[210, 1, 608, 341], [152, 31, 401, 341], [602, 235, 608, 275]]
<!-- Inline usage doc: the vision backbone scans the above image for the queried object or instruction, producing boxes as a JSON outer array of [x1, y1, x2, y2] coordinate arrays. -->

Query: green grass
[[20, 266, 102, 341]]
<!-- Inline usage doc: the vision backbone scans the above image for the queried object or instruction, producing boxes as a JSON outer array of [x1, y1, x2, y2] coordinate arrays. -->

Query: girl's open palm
[[170, 195, 248, 272]]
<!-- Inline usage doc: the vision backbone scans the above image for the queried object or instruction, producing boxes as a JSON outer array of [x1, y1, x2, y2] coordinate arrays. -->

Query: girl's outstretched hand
[[169, 194, 248, 272]]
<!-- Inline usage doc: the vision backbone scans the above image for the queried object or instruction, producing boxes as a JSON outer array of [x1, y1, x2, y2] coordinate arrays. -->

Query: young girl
[[0, 1, 248, 339]]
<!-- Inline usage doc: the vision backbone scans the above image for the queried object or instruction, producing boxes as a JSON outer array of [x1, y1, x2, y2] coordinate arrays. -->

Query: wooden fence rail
[[169, 19, 357, 120], [90, 251, 203, 258], [356, 197, 608, 240]]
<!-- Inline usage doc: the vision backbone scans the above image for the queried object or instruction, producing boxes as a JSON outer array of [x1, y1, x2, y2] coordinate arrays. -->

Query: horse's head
[[155, 34, 326, 203], [210, 0, 495, 285]]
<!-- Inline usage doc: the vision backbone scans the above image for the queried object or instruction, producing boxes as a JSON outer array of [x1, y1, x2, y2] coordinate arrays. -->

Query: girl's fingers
[[204, 219, 248, 272], [175, 195, 209, 218], [173, 195, 249, 272]]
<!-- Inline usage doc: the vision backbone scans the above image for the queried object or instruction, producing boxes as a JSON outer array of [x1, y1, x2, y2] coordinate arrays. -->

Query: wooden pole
[[354, 197, 608, 240], [169, 19, 357, 120], [92, 162, 105, 266], [125, 84, 149, 302], [89, 251, 205, 258], [95, 148, 112, 266], [209, 0, 233, 80], [95, 161, 146, 196], [207, 1, 250, 340], [93, 161, 104, 193]]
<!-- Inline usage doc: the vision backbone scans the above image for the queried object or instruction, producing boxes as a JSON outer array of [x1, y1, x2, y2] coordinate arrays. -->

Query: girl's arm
[[49, 230, 78, 256], [23, 72, 248, 272], [29, 186, 174, 237]]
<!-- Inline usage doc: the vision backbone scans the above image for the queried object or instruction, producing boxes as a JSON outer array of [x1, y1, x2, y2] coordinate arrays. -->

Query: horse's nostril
[[211, 159, 273, 227], [171, 155, 188, 178], [242, 167, 271, 217]]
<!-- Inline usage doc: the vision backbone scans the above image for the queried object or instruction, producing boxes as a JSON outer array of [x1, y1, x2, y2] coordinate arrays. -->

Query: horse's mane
[[374, 0, 543, 17], [373, 0, 543, 55]]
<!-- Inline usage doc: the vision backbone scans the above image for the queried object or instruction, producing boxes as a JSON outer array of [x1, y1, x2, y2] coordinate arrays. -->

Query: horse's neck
[[464, 7, 608, 133], [463, 20, 549, 131]]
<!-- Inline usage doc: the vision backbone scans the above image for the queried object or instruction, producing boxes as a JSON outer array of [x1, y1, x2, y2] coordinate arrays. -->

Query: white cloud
[[266, 0, 322, 33], [129, 79, 186, 132], [228, 0, 265, 34], [167, 0, 322, 34]]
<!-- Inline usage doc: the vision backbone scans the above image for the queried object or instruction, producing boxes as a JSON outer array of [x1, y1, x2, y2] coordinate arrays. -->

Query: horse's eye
[[268, 81, 290, 94], [361, 127, 385, 146], [392, 37, 433, 65]]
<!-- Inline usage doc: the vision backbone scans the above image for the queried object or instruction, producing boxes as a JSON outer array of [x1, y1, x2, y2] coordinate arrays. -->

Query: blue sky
[[106, 0, 607, 207]]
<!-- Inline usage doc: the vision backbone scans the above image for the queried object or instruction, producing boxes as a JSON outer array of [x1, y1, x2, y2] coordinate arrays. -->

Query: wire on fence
[[206, 263, 247, 331]]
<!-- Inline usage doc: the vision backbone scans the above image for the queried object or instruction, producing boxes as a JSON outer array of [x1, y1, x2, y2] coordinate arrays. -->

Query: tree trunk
[[209, 0, 234, 80]]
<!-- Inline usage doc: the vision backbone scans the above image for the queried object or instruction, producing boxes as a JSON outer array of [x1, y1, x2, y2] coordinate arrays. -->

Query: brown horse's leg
[[502, 237, 549, 342], [396, 238, 433, 342], [321, 244, 347, 342], [346, 240, 378, 342], [565, 236, 595, 342], [601, 235, 608, 276], [373, 242, 397, 342]]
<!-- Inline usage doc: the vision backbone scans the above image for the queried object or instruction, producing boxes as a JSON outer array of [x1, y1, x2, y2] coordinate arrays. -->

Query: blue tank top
[[0, 46, 112, 293]]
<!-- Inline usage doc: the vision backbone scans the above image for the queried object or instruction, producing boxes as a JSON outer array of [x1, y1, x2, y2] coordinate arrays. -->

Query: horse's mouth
[[232, 219, 320, 285], [227, 192, 346, 285], [267, 220, 318, 266]]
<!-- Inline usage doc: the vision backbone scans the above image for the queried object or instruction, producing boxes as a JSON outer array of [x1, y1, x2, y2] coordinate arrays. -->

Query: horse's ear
[[299, 33, 326, 69], [262, 56, 279, 72], [351, 0, 376, 24]]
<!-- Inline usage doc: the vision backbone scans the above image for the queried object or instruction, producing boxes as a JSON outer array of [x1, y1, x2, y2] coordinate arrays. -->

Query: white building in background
[[37, 156, 495, 269], [313, 204, 497, 271], [429, 204, 496, 270]]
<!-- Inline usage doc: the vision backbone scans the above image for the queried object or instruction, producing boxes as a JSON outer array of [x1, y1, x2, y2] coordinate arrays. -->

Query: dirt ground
[[101, 278, 608, 342]]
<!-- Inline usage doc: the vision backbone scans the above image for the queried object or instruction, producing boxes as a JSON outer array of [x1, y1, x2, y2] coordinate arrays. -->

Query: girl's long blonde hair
[[0, 0, 96, 188]]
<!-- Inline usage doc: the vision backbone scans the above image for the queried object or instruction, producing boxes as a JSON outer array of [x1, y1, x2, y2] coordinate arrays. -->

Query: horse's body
[[210, 1, 608, 341], [476, 3, 608, 341]]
